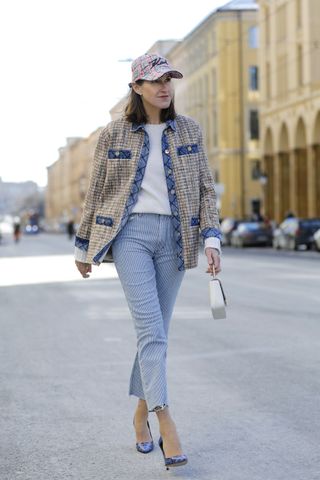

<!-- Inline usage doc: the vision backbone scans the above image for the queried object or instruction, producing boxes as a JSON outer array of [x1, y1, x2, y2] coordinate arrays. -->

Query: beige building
[[258, 0, 320, 222], [45, 129, 102, 230], [167, 0, 260, 219]]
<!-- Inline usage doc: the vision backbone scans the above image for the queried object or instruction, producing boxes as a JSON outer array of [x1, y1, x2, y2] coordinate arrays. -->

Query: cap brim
[[130, 68, 183, 85], [154, 69, 183, 80], [168, 70, 183, 79]]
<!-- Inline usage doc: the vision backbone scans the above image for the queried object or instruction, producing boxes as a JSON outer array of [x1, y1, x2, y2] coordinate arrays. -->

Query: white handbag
[[209, 266, 227, 319]]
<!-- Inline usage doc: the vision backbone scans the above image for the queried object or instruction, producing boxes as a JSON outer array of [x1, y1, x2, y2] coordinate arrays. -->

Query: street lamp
[[259, 172, 268, 219]]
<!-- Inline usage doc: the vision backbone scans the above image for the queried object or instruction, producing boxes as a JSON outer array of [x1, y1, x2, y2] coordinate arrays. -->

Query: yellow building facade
[[168, 0, 261, 219], [45, 129, 102, 230], [258, 0, 320, 223]]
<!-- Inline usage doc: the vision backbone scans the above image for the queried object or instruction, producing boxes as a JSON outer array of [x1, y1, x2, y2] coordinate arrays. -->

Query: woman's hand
[[75, 260, 92, 278], [205, 248, 221, 275]]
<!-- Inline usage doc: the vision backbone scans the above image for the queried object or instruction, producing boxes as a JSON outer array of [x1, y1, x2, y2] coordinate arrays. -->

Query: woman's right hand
[[75, 260, 92, 278]]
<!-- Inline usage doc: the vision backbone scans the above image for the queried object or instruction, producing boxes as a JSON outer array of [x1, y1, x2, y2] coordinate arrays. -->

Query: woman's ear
[[132, 83, 142, 96]]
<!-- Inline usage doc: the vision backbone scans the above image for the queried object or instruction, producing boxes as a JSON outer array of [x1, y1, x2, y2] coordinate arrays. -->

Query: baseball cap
[[129, 53, 183, 87]]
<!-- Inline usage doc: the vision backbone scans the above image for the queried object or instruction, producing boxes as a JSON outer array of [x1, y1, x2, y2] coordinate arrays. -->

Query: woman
[[74, 53, 222, 470]]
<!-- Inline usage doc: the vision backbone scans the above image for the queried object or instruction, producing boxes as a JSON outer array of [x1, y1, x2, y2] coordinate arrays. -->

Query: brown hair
[[124, 80, 177, 124]]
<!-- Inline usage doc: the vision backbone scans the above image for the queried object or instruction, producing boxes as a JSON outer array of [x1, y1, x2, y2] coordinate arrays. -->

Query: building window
[[277, 54, 288, 98], [212, 68, 217, 98], [265, 6, 270, 45], [213, 109, 218, 147], [297, 44, 303, 86], [248, 26, 259, 48], [296, 0, 302, 28], [276, 4, 287, 42], [249, 110, 259, 140], [212, 31, 217, 54], [249, 66, 259, 90], [266, 62, 271, 100], [251, 160, 262, 180]]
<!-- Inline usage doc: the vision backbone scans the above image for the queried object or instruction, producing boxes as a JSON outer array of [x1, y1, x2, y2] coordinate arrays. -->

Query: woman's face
[[133, 74, 174, 111]]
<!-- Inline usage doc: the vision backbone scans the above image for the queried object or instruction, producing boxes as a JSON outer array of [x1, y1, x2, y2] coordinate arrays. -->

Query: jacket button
[[164, 149, 169, 154]]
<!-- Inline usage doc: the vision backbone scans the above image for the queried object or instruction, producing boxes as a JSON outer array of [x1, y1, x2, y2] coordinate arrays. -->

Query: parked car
[[220, 218, 246, 246], [311, 228, 320, 252], [230, 221, 273, 247], [273, 218, 320, 250]]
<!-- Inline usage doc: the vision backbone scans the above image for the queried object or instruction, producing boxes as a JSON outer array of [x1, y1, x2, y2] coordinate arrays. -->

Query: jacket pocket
[[190, 216, 200, 226], [96, 215, 113, 227], [108, 149, 132, 159], [177, 144, 199, 156]]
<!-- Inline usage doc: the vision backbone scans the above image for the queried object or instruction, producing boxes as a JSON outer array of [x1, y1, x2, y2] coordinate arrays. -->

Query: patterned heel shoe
[[133, 417, 154, 454], [158, 436, 188, 470]]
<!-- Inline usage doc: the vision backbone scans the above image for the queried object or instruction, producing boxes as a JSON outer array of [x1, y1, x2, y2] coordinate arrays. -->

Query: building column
[[294, 148, 308, 217], [307, 145, 316, 217], [263, 154, 275, 221], [278, 151, 290, 221], [273, 153, 281, 223], [289, 149, 297, 216], [312, 145, 320, 217]]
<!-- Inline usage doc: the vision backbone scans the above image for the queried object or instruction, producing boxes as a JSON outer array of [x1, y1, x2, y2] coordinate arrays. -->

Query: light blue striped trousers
[[111, 213, 185, 412]]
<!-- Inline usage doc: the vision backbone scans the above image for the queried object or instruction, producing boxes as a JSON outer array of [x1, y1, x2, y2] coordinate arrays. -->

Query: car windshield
[[300, 219, 320, 228], [238, 223, 261, 231]]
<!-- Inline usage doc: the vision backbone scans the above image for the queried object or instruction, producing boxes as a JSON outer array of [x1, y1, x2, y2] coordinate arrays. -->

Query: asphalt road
[[0, 233, 319, 480]]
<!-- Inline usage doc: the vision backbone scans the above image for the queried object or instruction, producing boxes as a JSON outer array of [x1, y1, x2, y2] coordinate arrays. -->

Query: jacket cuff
[[75, 235, 89, 251], [204, 237, 221, 255], [74, 246, 88, 263]]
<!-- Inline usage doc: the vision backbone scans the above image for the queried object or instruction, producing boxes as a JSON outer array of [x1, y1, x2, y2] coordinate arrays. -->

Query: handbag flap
[[211, 278, 227, 306]]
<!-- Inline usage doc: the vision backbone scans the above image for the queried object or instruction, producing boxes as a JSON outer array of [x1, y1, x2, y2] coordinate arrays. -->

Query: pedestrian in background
[[66, 219, 75, 240], [13, 217, 21, 243], [74, 53, 222, 470]]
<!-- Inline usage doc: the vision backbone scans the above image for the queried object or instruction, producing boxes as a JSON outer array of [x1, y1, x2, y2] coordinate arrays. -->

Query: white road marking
[[0, 254, 118, 287]]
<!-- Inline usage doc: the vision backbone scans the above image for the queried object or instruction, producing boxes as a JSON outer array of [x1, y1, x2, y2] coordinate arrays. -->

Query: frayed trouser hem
[[148, 403, 169, 412], [128, 393, 168, 412]]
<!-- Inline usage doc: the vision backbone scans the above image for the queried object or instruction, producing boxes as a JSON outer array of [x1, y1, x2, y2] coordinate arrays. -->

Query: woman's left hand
[[205, 248, 221, 274]]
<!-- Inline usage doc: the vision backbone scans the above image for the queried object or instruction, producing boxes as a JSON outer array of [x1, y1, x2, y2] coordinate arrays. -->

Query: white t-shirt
[[131, 123, 171, 214]]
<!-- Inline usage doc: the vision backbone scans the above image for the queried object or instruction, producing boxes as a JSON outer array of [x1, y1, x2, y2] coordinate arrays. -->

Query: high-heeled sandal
[[133, 417, 154, 454], [158, 436, 188, 470]]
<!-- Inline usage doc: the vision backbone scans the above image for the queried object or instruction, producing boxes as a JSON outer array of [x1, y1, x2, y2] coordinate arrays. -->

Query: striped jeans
[[111, 213, 185, 412]]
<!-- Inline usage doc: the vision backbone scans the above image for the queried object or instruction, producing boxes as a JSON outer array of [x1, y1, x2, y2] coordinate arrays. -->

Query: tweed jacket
[[75, 114, 222, 271]]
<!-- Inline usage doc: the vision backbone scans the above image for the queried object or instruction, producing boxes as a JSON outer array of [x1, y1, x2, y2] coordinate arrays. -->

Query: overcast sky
[[0, 0, 226, 186]]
